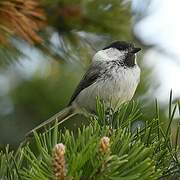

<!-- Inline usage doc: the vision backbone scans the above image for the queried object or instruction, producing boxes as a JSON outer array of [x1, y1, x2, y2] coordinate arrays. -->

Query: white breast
[[73, 65, 140, 112]]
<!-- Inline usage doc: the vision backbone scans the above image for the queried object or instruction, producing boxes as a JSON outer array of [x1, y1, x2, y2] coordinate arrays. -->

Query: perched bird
[[27, 41, 141, 137]]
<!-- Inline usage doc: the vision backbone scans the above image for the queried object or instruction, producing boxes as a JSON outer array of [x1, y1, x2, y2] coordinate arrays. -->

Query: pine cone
[[99, 137, 110, 154], [52, 143, 67, 180]]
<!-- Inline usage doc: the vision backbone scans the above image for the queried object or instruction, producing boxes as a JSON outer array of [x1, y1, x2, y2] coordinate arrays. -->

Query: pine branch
[[0, 0, 46, 46], [0, 98, 180, 179]]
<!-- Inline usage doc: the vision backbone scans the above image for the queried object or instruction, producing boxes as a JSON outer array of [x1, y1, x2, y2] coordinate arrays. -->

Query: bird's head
[[93, 41, 141, 67]]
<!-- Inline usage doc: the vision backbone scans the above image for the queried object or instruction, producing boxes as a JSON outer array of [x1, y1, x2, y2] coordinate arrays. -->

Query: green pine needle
[[0, 97, 180, 179]]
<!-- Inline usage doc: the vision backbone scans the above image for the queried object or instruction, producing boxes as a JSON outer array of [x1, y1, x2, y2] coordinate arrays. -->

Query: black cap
[[103, 41, 141, 53]]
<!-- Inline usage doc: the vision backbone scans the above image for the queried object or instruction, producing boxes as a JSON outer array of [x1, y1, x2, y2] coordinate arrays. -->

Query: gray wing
[[68, 61, 104, 105]]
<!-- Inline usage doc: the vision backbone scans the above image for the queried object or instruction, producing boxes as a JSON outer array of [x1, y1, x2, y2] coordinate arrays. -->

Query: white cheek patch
[[92, 48, 127, 62]]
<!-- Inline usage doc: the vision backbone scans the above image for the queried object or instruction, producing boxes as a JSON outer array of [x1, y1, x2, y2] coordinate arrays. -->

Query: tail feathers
[[26, 106, 75, 139]]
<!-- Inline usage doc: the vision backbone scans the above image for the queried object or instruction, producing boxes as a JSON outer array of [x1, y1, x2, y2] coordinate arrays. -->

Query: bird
[[26, 41, 141, 138]]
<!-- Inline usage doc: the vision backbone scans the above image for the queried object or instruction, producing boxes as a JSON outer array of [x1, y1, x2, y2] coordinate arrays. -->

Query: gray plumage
[[68, 61, 103, 105], [69, 41, 141, 112], [26, 41, 141, 139]]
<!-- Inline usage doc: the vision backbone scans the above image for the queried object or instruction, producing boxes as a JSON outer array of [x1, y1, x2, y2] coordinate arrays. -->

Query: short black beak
[[130, 47, 141, 53]]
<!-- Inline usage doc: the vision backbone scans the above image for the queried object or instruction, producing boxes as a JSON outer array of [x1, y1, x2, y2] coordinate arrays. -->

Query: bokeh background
[[0, 0, 179, 149]]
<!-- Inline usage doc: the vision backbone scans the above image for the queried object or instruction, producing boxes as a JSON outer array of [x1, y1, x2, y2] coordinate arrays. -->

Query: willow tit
[[27, 41, 141, 137]]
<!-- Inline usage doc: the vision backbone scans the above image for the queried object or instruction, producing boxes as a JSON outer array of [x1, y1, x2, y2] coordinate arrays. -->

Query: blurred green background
[[0, 0, 179, 148]]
